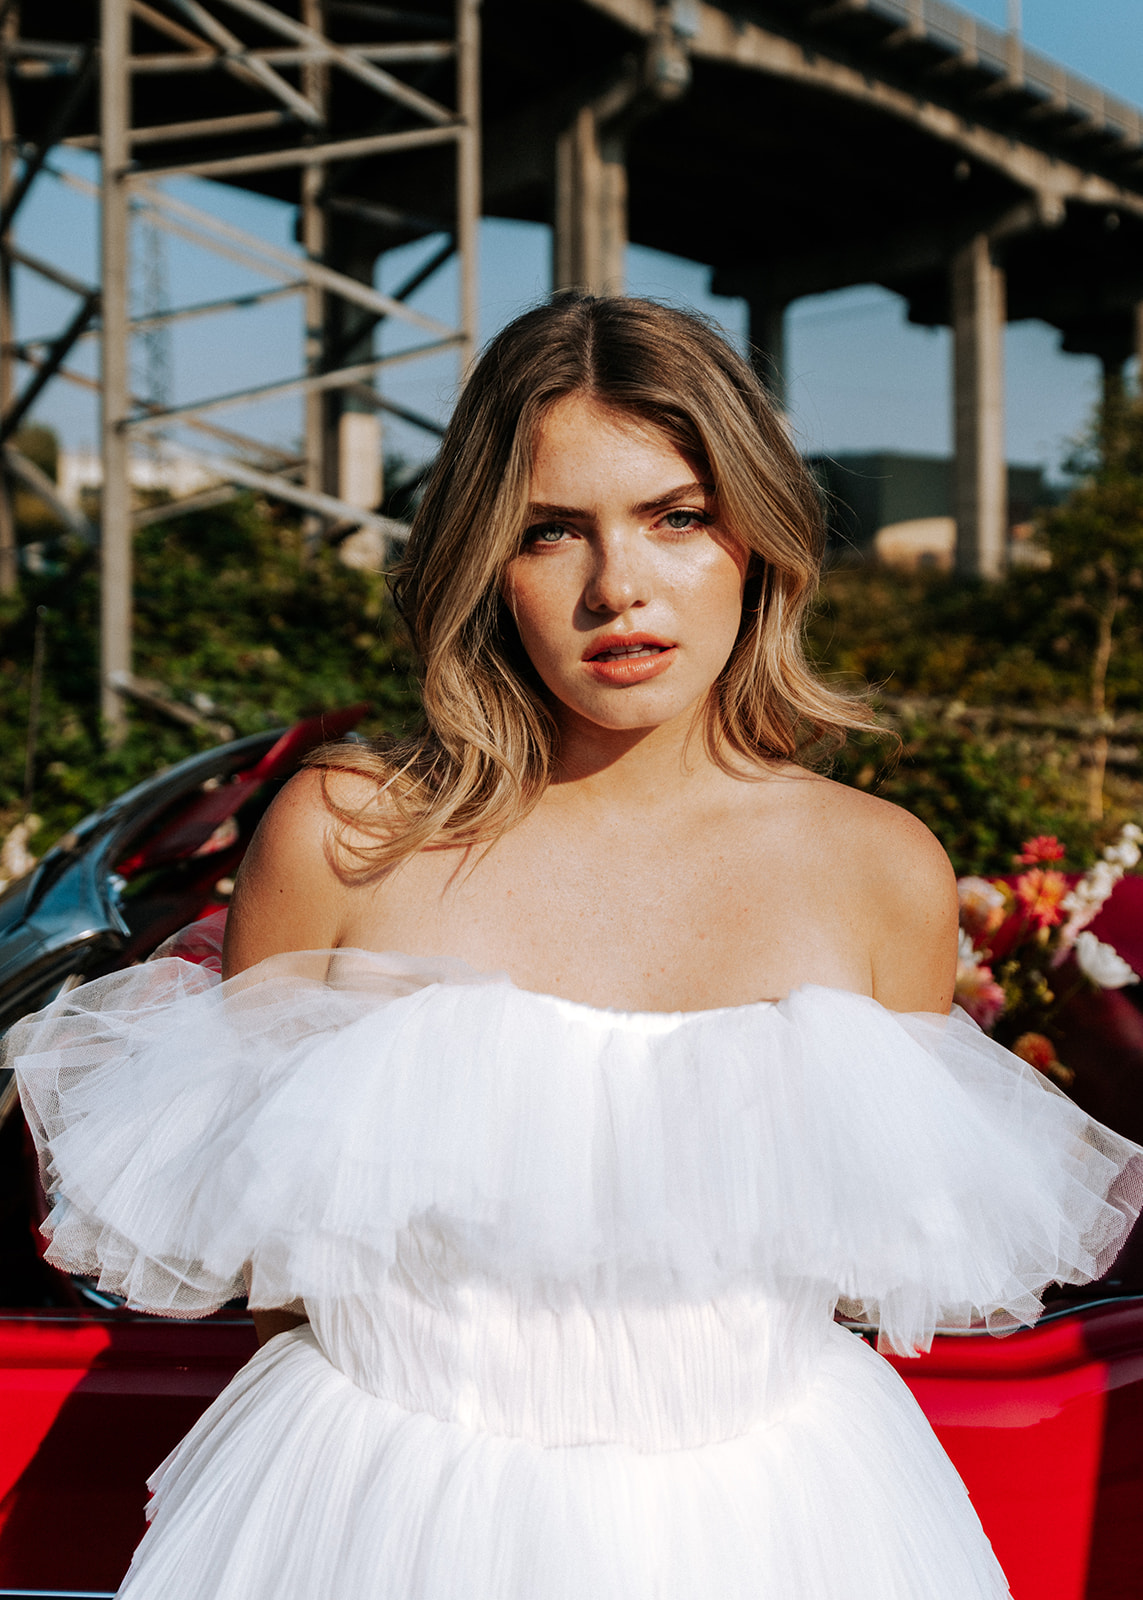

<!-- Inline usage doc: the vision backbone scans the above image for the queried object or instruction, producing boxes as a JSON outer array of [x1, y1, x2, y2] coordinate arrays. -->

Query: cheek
[[500, 565, 564, 664], [686, 549, 748, 640]]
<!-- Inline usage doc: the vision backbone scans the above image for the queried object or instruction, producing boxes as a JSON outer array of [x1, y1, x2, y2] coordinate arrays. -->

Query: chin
[[561, 690, 705, 736]]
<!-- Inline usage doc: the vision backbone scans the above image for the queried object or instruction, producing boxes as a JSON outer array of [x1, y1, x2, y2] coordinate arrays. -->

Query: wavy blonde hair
[[308, 293, 878, 873]]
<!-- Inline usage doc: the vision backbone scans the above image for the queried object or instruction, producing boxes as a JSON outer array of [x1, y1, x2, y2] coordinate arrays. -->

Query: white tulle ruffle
[[8, 949, 1142, 1354]]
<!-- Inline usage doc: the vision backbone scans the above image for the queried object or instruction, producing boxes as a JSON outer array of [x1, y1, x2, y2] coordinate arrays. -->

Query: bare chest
[[338, 813, 870, 1012]]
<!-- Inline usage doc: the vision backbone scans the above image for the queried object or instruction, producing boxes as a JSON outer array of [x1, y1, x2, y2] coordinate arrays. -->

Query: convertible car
[[0, 715, 1141, 1600]]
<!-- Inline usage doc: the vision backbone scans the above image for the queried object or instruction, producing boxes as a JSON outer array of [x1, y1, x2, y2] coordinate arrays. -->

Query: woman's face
[[503, 393, 749, 738]]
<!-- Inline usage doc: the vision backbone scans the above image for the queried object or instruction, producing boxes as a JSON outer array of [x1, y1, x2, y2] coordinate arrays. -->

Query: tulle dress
[[8, 941, 1143, 1600]]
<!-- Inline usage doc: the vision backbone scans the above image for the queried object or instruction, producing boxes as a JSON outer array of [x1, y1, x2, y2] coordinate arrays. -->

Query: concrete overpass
[[4, 0, 1143, 727], [478, 0, 1143, 581]]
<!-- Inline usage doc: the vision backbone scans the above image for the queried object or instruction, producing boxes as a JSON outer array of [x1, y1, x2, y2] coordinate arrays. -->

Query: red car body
[[1, 717, 1142, 1599], [2, 1300, 1142, 1598]]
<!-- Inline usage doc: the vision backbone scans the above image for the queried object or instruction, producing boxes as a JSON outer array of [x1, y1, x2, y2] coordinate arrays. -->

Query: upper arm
[[222, 769, 349, 978], [864, 803, 959, 1014]]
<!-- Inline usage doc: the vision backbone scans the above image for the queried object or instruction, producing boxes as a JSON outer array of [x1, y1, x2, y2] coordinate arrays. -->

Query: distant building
[[872, 517, 958, 573], [57, 449, 218, 509], [809, 452, 1060, 567]]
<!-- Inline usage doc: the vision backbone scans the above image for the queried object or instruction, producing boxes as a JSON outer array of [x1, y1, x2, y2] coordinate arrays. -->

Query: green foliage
[[9, 424, 66, 540], [809, 565, 1116, 709], [812, 392, 1143, 873], [0, 495, 420, 852], [7, 395, 1143, 880], [13, 423, 58, 482], [1037, 390, 1143, 717], [830, 719, 1100, 877]]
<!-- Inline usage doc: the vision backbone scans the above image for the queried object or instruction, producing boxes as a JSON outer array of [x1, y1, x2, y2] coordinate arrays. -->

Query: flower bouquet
[[955, 825, 1143, 1087]]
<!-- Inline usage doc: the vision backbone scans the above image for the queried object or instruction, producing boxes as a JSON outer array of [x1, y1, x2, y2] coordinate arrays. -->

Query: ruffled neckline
[[16, 932, 1142, 1350], [250, 945, 938, 1026], [162, 912, 938, 1024]]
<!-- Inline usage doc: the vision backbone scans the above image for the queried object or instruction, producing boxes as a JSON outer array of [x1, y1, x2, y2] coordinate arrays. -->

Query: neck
[[549, 703, 725, 807]]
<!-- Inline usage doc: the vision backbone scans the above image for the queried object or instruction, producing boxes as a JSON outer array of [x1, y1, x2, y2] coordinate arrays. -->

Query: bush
[[830, 718, 1102, 877], [811, 389, 1143, 872], [0, 495, 421, 851]]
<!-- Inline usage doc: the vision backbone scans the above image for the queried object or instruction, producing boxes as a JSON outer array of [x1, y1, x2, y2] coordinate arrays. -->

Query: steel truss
[[0, 0, 480, 734]]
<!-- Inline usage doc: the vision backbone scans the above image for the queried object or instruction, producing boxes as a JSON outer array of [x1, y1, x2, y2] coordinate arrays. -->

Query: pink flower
[[955, 958, 1006, 1031], [957, 876, 1007, 942], [1013, 835, 1066, 867], [1014, 869, 1069, 929]]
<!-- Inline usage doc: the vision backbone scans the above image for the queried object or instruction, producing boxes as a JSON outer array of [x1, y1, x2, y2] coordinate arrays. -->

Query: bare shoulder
[[772, 771, 958, 1012], [805, 773, 953, 896], [223, 766, 388, 976]]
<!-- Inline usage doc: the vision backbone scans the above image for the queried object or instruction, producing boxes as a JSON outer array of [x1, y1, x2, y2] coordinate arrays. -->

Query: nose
[[582, 531, 650, 616]]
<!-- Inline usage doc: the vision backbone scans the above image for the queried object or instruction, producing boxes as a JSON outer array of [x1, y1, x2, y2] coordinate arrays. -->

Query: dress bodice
[[310, 1258, 835, 1451]]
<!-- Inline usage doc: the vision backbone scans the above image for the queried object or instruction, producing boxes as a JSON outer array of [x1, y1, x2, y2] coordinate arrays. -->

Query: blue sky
[[16, 1, 1143, 480]]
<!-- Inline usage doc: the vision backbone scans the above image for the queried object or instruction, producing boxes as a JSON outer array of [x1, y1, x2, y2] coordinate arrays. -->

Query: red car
[[1, 715, 1141, 1599]]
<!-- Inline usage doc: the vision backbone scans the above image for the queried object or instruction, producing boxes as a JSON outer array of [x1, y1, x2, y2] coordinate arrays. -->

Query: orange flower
[[1013, 1032, 1075, 1088], [1013, 835, 1066, 867], [1012, 1032, 1056, 1071], [1014, 868, 1069, 928]]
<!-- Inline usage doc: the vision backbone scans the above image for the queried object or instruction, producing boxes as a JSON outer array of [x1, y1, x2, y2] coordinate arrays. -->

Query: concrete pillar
[[338, 411, 382, 510], [554, 106, 626, 295], [301, 0, 329, 549], [327, 234, 383, 509], [552, 15, 690, 298], [951, 233, 1007, 579], [100, 0, 131, 739], [455, 0, 481, 374], [747, 299, 787, 411]]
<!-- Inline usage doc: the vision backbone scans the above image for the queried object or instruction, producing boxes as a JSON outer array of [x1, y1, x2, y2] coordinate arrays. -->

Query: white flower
[[1099, 822, 1143, 870], [1074, 931, 1139, 989], [957, 877, 1006, 939], [1055, 825, 1142, 957], [958, 877, 1005, 913], [1062, 859, 1117, 919], [957, 928, 981, 966], [1058, 861, 1119, 955], [1104, 843, 1139, 869]]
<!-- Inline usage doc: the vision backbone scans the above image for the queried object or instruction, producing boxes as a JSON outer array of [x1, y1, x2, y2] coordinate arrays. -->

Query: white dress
[[8, 947, 1143, 1600]]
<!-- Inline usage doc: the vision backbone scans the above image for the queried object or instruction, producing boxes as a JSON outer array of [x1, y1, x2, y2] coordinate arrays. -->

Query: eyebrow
[[525, 482, 715, 520]]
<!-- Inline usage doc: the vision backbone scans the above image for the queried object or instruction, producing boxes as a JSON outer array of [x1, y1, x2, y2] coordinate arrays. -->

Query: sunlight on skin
[[503, 395, 748, 786]]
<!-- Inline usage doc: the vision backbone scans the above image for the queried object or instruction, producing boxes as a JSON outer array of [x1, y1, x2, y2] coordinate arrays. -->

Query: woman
[[10, 294, 1142, 1599]]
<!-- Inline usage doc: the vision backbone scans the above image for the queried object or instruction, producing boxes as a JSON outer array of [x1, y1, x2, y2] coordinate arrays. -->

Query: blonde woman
[[10, 295, 1142, 1599]]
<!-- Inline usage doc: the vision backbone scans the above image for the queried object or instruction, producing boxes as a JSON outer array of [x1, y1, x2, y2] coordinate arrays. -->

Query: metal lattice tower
[[0, 0, 480, 737], [6, 0, 1143, 734]]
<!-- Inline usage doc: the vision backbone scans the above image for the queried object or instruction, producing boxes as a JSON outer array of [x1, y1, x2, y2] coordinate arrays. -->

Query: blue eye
[[524, 523, 569, 546], [662, 510, 708, 531]]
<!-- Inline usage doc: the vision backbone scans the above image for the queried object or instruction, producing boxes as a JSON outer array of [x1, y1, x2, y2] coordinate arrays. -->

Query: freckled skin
[[502, 398, 748, 742], [227, 394, 958, 1343], [228, 394, 958, 1018]]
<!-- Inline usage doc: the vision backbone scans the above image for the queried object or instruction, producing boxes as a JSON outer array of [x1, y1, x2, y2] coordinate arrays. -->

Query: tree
[[0, 493, 421, 851], [1040, 387, 1143, 821]]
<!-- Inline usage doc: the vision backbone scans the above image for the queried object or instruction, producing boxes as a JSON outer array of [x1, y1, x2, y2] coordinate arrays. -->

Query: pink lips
[[582, 633, 677, 686]]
